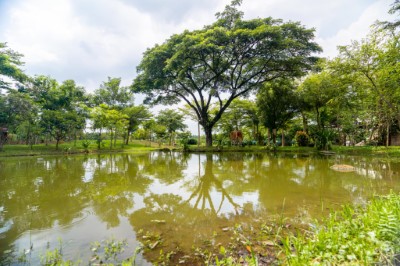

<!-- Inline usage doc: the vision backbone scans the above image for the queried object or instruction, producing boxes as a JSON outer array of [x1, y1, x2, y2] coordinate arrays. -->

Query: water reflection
[[0, 152, 399, 264], [185, 154, 241, 215]]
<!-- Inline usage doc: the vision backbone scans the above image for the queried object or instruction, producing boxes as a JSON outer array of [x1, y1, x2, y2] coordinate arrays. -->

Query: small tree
[[104, 109, 128, 149], [257, 79, 298, 144], [156, 109, 187, 146], [90, 105, 108, 149], [123, 105, 152, 144]]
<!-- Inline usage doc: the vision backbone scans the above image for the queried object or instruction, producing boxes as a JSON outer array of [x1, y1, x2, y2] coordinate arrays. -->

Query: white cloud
[[318, 0, 393, 58], [240, 0, 394, 58], [1, 0, 225, 92], [0, 0, 395, 95]]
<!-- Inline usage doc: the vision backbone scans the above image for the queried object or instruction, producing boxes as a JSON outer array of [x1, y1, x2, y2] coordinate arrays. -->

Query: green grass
[[281, 193, 400, 265], [0, 139, 161, 157], [3, 140, 400, 158], [331, 145, 400, 156], [187, 144, 400, 157], [187, 145, 267, 152]]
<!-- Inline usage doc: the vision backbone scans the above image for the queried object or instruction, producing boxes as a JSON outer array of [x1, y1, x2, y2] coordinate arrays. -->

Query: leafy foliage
[[156, 109, 187, 145], [0, 42, 27, 90], [93, 77, 134, 109], [257, 79, 298, 144], [132, 1, 321, 146], [282, 193, 400, 265]]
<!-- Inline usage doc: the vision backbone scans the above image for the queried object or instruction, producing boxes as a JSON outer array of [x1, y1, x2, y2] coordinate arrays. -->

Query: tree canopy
[[132, 0, 321, 146]]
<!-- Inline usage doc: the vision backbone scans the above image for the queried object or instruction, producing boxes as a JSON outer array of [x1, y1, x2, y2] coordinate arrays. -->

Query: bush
[[295, 131, 309, 147], [187, 138, 197, 145], [81, 140, 91, 152]]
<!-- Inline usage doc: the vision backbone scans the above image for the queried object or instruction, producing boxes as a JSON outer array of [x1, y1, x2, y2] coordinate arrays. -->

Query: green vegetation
[[1, 1, 400, 265], [132, 0, 321, 147], [281, 193, 400, 265], [4, 140, 400, 158], [1, 1, 400, 152], [0, 139, 160, 157]]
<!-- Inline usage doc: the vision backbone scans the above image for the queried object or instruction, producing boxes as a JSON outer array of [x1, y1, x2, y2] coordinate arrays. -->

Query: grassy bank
[[3, 140, 400, 157], [187, 144, 400, 157], [0, 140, 164, 157], [331, 145, 400, 157]]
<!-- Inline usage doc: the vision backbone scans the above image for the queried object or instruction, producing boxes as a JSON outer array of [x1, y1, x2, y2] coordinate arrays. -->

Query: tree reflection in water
[[89, 154, 152, 228], [130, 153, 243, 263], [1, 152, 400, 265], [185, 153, 240, 215]]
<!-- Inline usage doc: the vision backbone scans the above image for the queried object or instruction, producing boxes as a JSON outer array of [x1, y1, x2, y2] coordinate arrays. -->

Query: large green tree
[[41, 109, 85, 150], [0, 91, 40, 150], [2, 91, 40, 145], [298, 72, 341, 131], [132, 0, 321, 146], [335, 28, 400, 146], [32, 76, 88, 149], [0, 43, 28, 150]]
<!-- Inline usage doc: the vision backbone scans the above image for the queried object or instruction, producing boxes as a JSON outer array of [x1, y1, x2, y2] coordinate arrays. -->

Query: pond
[[1, 152, 400, 265]]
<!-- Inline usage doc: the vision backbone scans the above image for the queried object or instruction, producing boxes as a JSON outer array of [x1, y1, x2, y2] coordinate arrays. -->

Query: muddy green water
[[1, 152, 400, 265]]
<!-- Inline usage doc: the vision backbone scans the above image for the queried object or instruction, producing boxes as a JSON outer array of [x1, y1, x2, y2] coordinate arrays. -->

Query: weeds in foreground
[[281, 193, 400, 265]]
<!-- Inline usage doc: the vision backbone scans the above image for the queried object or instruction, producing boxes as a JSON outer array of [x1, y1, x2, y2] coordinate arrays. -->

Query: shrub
[[187, 138, 197, 145], [81, 140, 91, 153]]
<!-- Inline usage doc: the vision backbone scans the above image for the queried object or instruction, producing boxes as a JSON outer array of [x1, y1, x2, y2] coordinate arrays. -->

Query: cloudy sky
[[0, 0, 395, 95]]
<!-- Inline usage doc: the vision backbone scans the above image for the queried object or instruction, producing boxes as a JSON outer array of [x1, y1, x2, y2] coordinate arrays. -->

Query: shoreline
[[2, 143, 400, 158]]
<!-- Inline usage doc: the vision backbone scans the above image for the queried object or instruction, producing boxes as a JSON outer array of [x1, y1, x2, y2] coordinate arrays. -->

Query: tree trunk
[[74, 129, 77, 147], [386, 122, 390, 147], [272, 128, 277, 144], [125, 129, 130, 145], [316, 107, 321, 129], [204, 126, 213, 147], [198, 122, 200, 147], [110, 131, 113, 149], [0, 135, 4, 151], [98, 129, 102, 149], [281, 130, 285, 146], [301, 112, 308, 133], [26, 123, 31, 145]]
